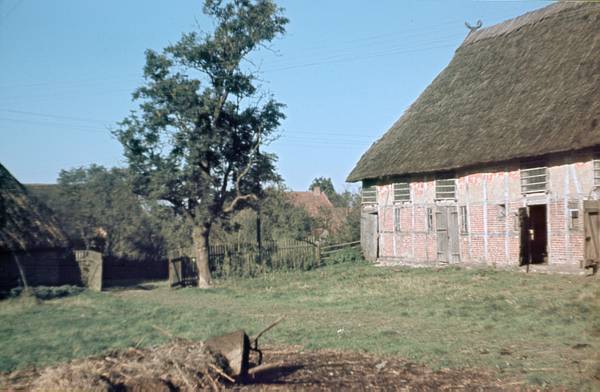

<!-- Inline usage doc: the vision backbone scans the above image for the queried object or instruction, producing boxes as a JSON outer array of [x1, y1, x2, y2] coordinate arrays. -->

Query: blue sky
[[0, 0, 550, 192]]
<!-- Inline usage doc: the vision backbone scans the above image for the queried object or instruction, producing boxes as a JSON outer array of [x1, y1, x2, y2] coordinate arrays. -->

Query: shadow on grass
[[1, 285, 85, 301]]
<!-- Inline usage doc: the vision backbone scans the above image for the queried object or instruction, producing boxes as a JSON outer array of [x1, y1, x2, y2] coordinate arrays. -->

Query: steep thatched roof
[[0, 164, 68, 252], [347, 2, 600, 182], [287, 188, 334, 217]]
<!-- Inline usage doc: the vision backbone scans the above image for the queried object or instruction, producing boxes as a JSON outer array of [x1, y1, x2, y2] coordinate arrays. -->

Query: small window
[[594, 160, 600, 188], [427, 207, 434, 232], [394, 207, 401, 232], [460, 205, 468, 234], [520, 164, 548, 194], [393, 182, 410, 203], [362, 185, 377, 204], [435, 176, 456, 200], [498, 204, 506, 219], [568, 201, 580, 230]]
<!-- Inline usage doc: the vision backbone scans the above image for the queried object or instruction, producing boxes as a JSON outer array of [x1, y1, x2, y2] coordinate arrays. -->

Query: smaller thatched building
[[0, 163, 78, 291], [287, 187, 347, 238], [347, 2, 600, 270]]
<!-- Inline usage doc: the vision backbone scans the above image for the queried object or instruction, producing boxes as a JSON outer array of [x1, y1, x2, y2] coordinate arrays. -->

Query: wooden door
[[448, 207, 460, 263], [436, 208, 448, 262], [436, 206, 460, 263], [584, 200, 600, 269], [361, 212, 379, 261], [519, 207, 530, 266]]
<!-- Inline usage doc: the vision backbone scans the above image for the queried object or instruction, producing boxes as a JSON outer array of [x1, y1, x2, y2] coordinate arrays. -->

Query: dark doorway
[[520, 205, 548, 265]]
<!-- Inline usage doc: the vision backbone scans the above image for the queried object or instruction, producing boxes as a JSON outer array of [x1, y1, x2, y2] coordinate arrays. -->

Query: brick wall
[[364, 152, 595, 267]]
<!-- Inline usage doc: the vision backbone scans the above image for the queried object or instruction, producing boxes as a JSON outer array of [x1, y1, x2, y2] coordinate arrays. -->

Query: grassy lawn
[[1, 261, 598, 389]]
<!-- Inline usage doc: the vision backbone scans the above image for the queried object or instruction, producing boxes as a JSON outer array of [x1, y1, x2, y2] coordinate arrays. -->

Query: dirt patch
[[238, 346, 506, 391], [1, 343, 528, 391]]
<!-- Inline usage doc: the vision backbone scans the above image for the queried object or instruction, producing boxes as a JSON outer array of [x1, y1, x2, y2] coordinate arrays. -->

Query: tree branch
[[222, 131, 261, 214]]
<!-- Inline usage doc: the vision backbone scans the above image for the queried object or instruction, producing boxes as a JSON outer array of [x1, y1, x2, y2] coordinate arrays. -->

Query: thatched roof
[[287, 188, 334, 217], [347, 2, 600, 182], [0, 164, 68, 252]]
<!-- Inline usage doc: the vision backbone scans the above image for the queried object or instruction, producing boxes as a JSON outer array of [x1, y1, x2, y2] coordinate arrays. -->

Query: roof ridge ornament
[[465, 19, 483, 33]]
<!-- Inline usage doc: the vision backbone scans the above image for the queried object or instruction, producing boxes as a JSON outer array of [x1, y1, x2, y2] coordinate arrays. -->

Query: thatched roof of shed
[[0, 164, 68, 252], [287, 188, 334, 217], [347, 2, 600, 182]]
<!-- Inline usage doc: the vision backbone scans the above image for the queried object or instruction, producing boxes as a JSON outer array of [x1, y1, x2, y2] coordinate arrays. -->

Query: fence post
[[316, 241, 321, 268], [168, 258, 173, 287]]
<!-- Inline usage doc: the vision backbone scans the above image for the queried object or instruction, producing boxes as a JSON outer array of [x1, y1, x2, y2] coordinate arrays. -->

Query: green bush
[[322, 247, 363, 265]]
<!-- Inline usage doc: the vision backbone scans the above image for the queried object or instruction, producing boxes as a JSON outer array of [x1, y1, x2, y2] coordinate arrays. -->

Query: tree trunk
[[193, 224, 212, 288]]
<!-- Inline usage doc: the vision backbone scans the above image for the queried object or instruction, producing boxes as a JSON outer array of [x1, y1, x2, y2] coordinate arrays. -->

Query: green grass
[[1, 262, 599, 389]]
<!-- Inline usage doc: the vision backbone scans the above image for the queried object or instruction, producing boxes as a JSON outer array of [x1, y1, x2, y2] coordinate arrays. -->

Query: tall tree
[[49, 165, 165, 260], [114, 0, 288, 287]]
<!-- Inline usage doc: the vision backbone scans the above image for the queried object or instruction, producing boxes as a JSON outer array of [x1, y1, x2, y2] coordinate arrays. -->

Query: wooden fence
[[168, 238, 361, 285], [209, 238, 320, 278], [169, 256, 198, 287], [320, 240, 361, 261]]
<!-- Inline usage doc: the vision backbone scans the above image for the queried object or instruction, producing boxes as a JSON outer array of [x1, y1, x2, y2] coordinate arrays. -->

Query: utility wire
[[0, 109, 110, 125]]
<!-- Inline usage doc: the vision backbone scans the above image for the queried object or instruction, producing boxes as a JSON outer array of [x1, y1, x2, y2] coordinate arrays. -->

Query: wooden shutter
[[436, 208, 448, 262], [584, 201, 600, 269]]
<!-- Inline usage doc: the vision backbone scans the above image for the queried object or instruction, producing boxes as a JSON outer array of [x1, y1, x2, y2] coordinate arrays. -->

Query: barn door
[[436, 208, 449, 262], [361, 212, 379, 261], [584, 200, 600, 270], [436, 206, 460, 263]]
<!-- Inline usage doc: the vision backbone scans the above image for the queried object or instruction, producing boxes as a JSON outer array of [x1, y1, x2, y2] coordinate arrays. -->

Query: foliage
[[322, 247, 362, 265], [309, 177, 350, 208], [114, 0, 289, 285], [307, 177, 361, 243], [329, 190, 361, 243], [1, 265, 598, 389], [258, 187, 316, 241], [49, 165, 166, 260]]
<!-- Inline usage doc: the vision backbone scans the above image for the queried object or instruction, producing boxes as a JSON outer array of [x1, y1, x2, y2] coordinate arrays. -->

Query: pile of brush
[[31, 339, 230, 391], [28, 318, 284, 391]]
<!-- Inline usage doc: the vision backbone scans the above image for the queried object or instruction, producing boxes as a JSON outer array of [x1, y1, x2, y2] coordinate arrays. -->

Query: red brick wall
[[364, 153, 595, 267]]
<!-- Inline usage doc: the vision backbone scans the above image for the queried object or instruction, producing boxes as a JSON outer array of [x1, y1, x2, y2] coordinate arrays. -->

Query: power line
[[265, 42, 460, 73], [0, 21, 467, 93], [0, 117, 110, 133], [262, 34, 464, 71], [0, 109, 110, 125]]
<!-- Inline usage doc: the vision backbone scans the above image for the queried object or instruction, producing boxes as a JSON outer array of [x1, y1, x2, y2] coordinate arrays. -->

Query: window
[[568, 201, 580, 230], [393, 182, 410, 202], [497, 204, 506, 219], [362, 185, 377, 204], [594, 160, 600, 188], [460, 205, 468, 234], [394, 208, 402, 232], [427, 208, 434, 232], [520, 164, 548, 194], [435, 176, 456, 200]]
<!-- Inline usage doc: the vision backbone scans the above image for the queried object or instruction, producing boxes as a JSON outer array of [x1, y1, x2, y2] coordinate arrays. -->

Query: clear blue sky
[[0, 0, 551, 192]]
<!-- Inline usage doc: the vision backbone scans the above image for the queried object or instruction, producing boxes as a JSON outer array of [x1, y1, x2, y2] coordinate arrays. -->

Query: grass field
[[1, 261, 599, 389]]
